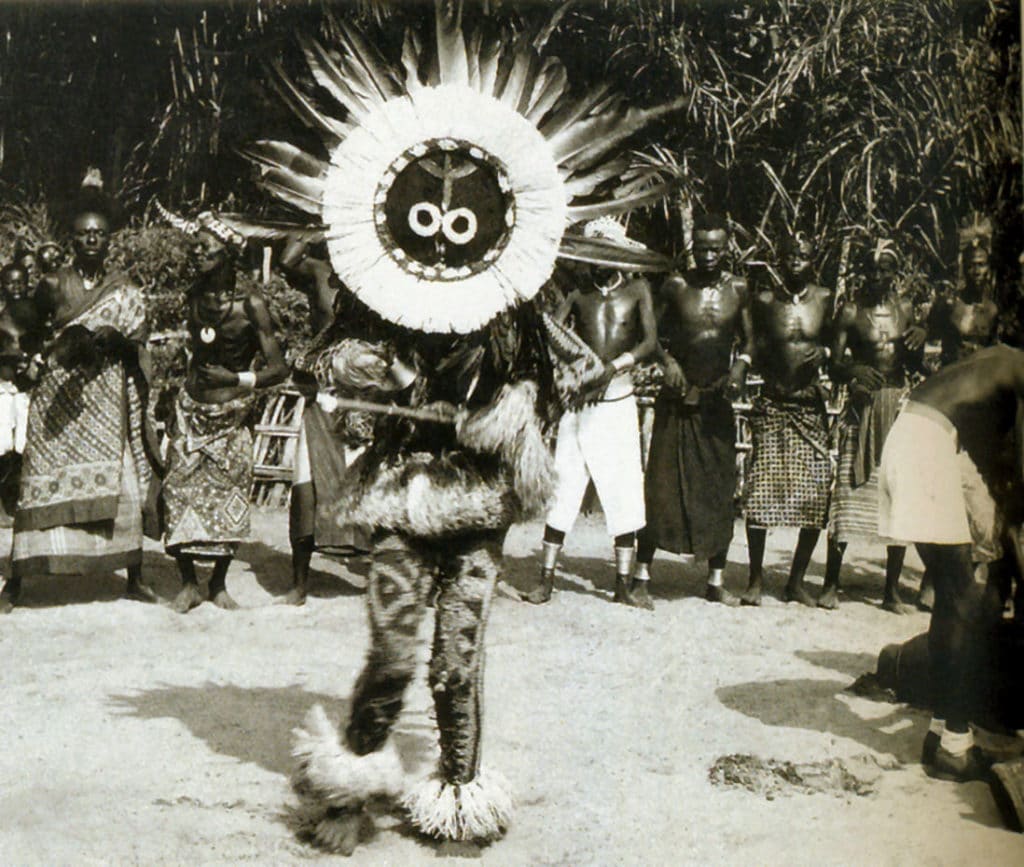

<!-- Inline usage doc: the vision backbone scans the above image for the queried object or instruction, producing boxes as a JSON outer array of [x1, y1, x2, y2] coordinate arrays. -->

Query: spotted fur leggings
[[344, 530, 502, 784]]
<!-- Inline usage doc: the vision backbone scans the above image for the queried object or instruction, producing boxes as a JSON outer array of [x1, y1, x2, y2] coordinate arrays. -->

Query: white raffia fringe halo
[[402, 769, 514, 842], [322, 84, 566, 334], [291, 704, 405, 807]]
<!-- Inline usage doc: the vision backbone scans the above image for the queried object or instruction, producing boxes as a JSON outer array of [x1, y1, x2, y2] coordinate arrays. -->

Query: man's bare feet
[[0, 577, 21, 614], [170, 583, 205, 614], [628, 579, 655, 610], [817, 586, 839, 610], [916, 584, 935, 612], [705, 584, 740, 607], [783, 582, 816, 607], [125, 580, 161, 604], [522, 568, 554, 605], [211, 590, 240, 610], [277, 588, 307, 606], [740, 578, 762, 606], [882, 595, 913, 615]]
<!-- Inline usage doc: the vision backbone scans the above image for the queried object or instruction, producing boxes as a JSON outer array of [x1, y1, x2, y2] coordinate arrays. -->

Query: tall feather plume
[[567, 181, 676, 223], [553, 97, 688, 173], [475, 34, 503, 97], [523, 58, 567, 122], [400, 30, 424, 93], [265, 60, 349, 146], [299, 35, 372, 121], [214, 214, 326, 244], [562, 157, 630, 198], [558, 235, 674, 272], [537, 82, 614, 141], [495, 41, 540, 114], [435, 1, 470, 86], [334, 19, 401, 102], [254, 172, 324, 216], [240, 140, 326, 216], [241, 140, 328, 179]]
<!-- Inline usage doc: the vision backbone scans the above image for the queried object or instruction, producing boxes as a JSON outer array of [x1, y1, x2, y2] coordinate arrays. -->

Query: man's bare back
[[912, 344, 1024, 461]]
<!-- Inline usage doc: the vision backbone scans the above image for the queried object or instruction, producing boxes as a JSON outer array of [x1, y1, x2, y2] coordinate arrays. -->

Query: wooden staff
[[323, 394, 459, 425]]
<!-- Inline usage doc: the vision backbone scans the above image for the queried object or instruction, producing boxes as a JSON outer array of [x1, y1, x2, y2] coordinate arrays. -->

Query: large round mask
[[321, 84, 566, 334], [377, 139, 514, 280]]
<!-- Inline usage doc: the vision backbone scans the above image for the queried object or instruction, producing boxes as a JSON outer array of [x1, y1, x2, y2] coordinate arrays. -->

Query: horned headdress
[[236, 4, 678, 334]]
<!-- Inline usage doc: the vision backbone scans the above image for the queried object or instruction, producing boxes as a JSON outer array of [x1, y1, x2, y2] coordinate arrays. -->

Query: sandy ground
[[0, 509, 1021, 866]]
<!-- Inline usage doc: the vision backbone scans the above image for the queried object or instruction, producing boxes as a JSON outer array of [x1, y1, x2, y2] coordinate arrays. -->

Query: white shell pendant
[[200, 326, 216, 344]]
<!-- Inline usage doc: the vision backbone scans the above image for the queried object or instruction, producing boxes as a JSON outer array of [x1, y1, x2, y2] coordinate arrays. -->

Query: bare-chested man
[[524, 218, 657, 607], [929, 217, 999, 367], [878, 344, 1024, 780], [160, 213, 287, 613], [634, 213, 752, 607], [279, 236, 338, 332], [823, 243, 926, 613], [741, 231, 833, 606], [921, 218, 1003, 610]]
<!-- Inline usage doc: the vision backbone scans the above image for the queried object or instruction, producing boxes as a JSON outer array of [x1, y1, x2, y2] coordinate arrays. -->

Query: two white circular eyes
[[407, 204, 478, 244]]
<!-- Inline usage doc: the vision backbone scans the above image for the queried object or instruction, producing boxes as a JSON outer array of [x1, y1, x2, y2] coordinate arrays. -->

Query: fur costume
[[231, 2, 678, 851]]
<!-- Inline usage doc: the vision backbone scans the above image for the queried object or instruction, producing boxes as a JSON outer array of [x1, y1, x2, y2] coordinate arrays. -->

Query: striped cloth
[[829, 386, 907, 545]]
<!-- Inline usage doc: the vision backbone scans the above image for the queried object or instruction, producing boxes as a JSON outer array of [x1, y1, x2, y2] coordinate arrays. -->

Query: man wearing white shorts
[[523, 219, 657, 607], [878, 345, 1023, 782]]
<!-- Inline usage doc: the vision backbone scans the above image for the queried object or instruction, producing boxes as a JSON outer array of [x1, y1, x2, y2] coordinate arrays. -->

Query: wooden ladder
[[251, 388, 306, 508]]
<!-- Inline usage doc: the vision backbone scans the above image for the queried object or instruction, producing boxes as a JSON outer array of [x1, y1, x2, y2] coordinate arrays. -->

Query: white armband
[[237, 371, 257, 390], [316, 392, 339, 414], [610, 352, 636, 373], [736, 353, 753, 367]]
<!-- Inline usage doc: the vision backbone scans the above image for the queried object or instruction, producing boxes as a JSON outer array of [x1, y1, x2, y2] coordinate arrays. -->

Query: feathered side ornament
[[239, 1, 683, 334], [540, 312, 607, 410]]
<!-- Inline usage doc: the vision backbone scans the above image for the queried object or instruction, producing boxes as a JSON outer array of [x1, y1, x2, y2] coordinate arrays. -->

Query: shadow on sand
[[0, 549, 180, 609], [234, 540, 368, 601], [110, 682, 440, 849], [109, 682, 435, 780]]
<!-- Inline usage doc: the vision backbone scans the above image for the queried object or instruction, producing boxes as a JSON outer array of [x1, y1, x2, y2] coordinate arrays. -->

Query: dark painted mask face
[[377, 139, 514, 281]]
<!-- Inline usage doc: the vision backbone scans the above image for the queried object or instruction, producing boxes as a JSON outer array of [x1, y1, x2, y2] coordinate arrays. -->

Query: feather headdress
[[237, 3, 678, 333], [958, 213, 993, 254]]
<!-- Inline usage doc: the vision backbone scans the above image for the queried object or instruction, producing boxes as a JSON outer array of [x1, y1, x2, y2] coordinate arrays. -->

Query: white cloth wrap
[[546, 373, 645, 537], [0, 383, 28, 455], [878, 401, 971, 544]]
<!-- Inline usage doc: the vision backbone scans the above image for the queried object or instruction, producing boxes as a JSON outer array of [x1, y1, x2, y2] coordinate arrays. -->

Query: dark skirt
[[300, 403, 371, 553], [643, 389, 736, 559]]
